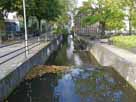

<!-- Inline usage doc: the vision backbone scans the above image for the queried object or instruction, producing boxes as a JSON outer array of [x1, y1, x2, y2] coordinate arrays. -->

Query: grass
[[110, 35, 136, 49]]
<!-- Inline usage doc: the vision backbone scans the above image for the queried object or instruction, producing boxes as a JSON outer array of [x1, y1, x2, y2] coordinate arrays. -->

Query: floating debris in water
[[25, 65, 70, 80]]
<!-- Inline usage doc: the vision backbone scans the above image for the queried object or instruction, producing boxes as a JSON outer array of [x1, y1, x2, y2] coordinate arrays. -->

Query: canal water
[[7, 35, 136, 102]]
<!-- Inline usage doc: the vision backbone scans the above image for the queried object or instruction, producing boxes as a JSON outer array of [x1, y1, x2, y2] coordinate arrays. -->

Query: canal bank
[[90, 43, 136, 90], [0, 36, 63, 101], [6, 35, 136, 102], [78, 36, 136, 90]]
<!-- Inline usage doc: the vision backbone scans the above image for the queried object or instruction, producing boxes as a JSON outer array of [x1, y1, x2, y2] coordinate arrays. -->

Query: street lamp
[[23, 0, 28, 57]]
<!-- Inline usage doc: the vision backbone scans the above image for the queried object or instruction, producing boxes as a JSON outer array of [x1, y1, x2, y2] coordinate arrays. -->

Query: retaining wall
[[0, 36, 63, 101], [90, 43, 136, 90], [78, 36, 136, 90]]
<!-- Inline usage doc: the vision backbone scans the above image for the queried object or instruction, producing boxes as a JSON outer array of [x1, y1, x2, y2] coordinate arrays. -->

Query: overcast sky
[[77, 0, 88, 7]]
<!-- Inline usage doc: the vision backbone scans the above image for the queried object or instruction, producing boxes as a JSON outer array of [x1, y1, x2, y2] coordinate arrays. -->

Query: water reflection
[[7, 67, 136, 102], [54, 68, 136, 102], [7, 73, 61, 102], [7, 35, 136, 102], [67, 35, 83, 66], [67, 35, 74, 59], [47, 35, 90, 66]]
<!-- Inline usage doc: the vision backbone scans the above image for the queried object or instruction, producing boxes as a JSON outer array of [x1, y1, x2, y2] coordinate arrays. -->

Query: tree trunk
[[129, 17, 132, 35], [100, 22, 106, 38], [38, 18, 41, 32], [26, 16, 29, 26], [129, 8, 132, 35]]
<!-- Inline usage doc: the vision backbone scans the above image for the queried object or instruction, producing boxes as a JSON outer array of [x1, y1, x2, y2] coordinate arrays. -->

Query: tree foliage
[[123, 0, 136, 34], [0, 0, 73, 32], [52, 0, 76, 34], [76, 0, 126, 35]]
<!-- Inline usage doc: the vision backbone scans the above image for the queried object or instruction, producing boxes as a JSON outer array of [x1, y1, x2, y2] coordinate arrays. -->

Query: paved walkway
[[78, 35, 136, 63], [0, 39, 50, 80]]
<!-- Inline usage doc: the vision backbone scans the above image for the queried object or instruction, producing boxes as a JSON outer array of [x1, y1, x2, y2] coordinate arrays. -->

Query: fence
[[0, 34, 61, 66]]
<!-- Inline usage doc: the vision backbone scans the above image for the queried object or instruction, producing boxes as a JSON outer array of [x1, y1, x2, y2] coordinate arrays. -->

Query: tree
[[32, 0, 47, 30], [131, 9, 136, 29], [76, 0, 125, 36], [0, 0, 73, 34], [123, 0, 136, 35], [51, 0, 76, 35], [0, 0, 14, 18]]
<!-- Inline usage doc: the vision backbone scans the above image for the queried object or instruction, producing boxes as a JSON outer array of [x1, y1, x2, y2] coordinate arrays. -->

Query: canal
[[6, 35, 136, 102]]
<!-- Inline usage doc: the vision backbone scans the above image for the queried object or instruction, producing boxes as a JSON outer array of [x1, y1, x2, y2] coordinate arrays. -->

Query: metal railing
[[0, 39, 41, 65], [0, 35, 62, 66], [0, 34, 48, 65]]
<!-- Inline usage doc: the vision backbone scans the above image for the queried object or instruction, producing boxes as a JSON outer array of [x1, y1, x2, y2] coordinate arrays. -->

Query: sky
[[77, 0, 88, 7]]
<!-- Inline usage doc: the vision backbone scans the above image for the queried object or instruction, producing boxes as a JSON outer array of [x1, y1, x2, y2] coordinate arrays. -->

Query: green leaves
[[0, 0, 73, 34], [76, 0, 126, 34], [132, 9, 136, 28], [0, 0, 70, 22], [82, 15, 100, 26], [45, 0, 62, 22]]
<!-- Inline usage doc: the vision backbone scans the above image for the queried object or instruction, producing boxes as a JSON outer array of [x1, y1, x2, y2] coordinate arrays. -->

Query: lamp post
[[23, 0, 28, 57]]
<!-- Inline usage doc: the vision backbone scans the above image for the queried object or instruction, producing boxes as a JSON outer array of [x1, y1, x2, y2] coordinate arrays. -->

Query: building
[[4, 12, 20, 33], [74, 13, 100, 38]]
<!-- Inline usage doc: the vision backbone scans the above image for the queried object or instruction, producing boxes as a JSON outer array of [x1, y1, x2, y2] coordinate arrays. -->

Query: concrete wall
[[0, 36, 63, 101], [90, 43, 136, 90], [78, 36, 136, 90]]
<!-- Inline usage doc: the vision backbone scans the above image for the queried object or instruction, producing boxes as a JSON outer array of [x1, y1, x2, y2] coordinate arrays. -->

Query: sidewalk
[[0, 41, 49, 80]]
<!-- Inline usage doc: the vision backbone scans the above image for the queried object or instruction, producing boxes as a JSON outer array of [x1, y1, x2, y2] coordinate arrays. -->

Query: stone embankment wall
[[0, 36, 63, 101]]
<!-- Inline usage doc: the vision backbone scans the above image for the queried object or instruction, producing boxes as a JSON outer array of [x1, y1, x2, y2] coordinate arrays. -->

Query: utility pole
[[23, 0, 28, 57]]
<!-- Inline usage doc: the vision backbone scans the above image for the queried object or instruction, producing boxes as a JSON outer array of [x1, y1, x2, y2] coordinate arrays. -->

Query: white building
[[4, 12, 20, 32]]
